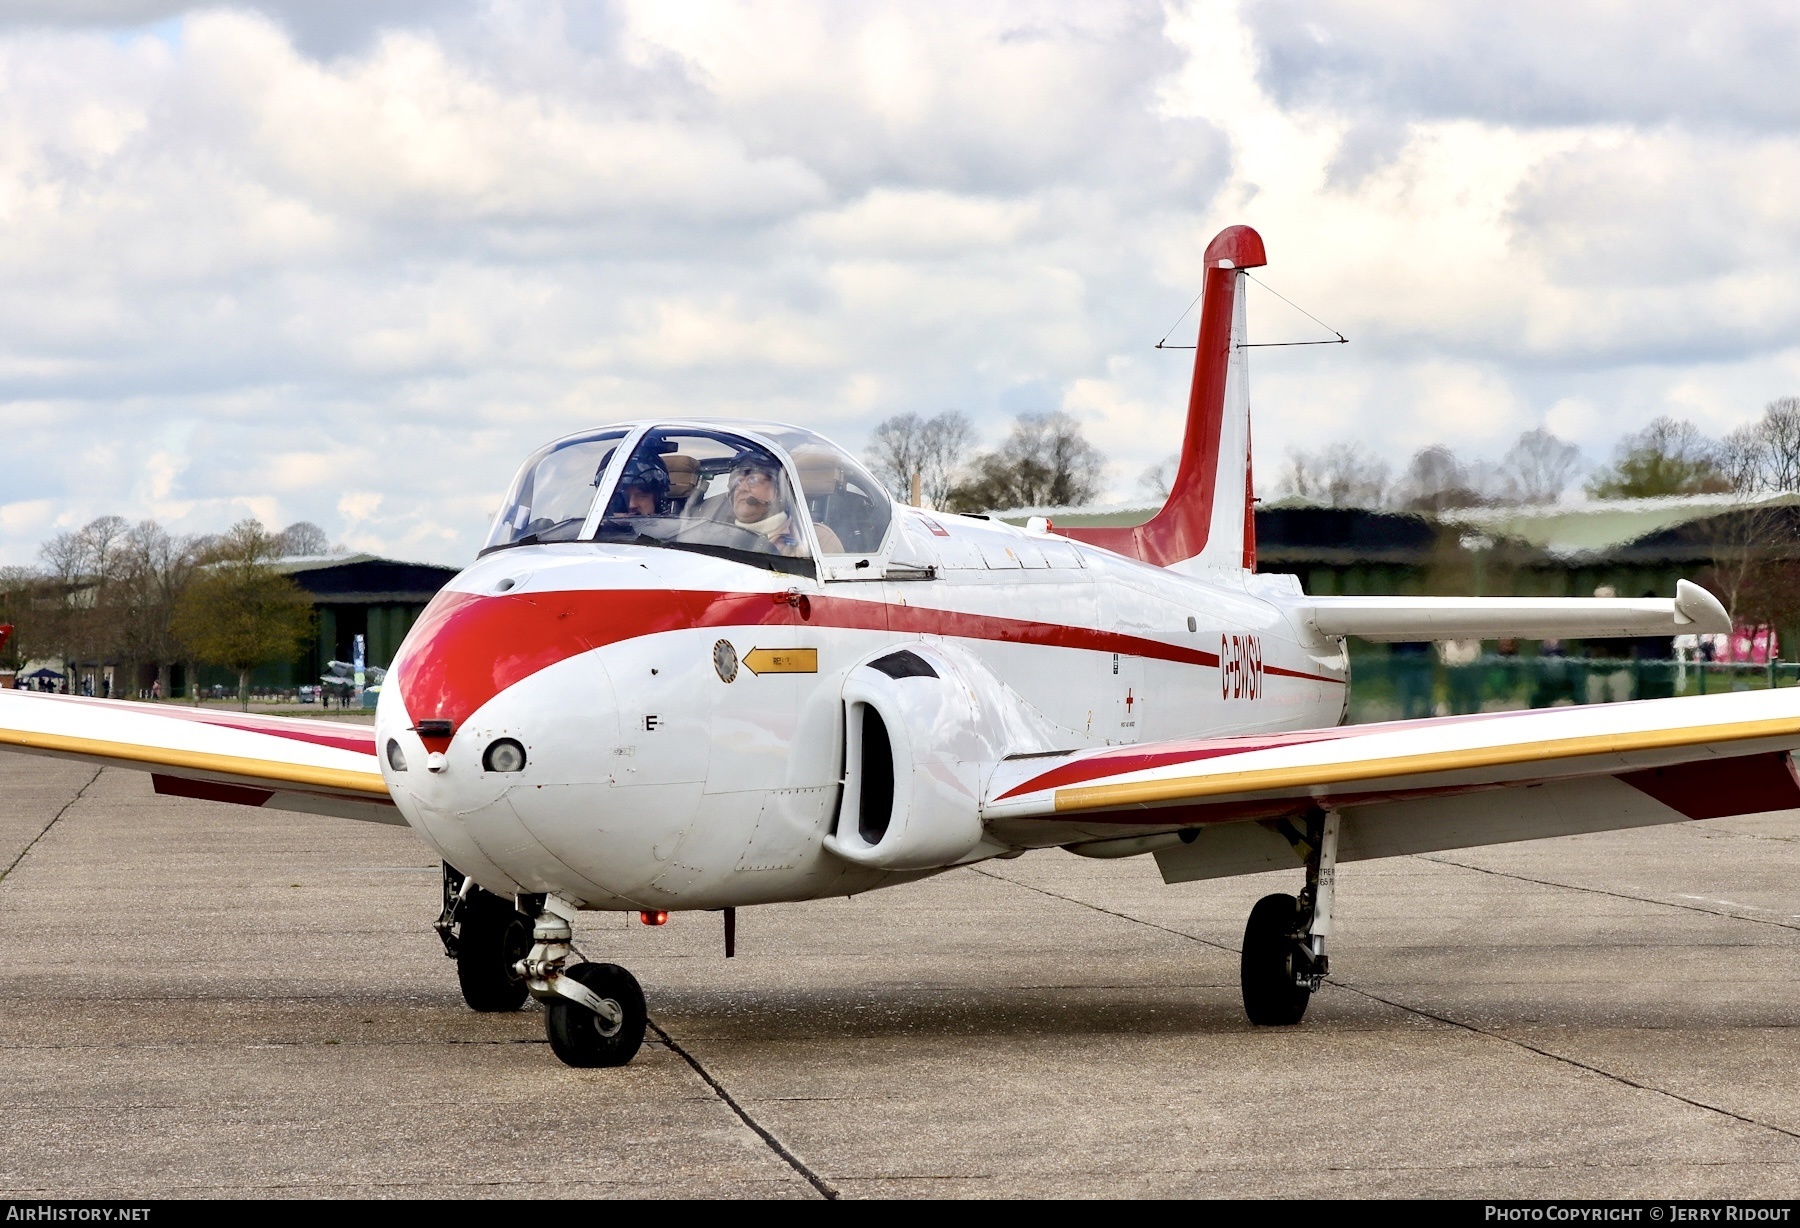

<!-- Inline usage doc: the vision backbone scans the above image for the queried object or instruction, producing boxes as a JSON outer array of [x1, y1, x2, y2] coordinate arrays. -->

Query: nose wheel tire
[[456, 894, 534, 1013], [1241, 892, 1313, 1026], [546, 962, 647, 1068]]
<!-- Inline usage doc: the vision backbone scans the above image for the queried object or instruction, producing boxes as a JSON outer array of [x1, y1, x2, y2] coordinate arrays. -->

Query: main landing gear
[[436, 864, 534, 1012], [1241, 809, 1340, 1027]]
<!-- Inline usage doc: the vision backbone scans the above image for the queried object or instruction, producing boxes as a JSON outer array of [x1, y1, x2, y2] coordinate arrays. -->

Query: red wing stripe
[[0, 691, 376, 756], [995, 727, 1362, 799]]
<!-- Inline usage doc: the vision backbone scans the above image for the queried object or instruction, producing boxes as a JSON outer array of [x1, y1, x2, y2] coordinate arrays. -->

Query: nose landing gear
[[1240, 809, 1339, 1027], [515, 897, 647, 1067]]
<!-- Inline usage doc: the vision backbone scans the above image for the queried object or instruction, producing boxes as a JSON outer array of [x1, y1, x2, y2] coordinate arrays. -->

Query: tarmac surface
[[3, 754, 1800, 1199]]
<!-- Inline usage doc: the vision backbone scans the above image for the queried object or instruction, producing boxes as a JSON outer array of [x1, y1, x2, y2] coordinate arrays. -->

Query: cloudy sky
[[2, 1, 1797, 565]]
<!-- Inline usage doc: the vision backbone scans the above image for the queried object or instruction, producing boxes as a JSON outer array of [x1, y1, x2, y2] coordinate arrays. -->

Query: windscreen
[[483, 428, 628, 551], [592, 427, 815, 576]]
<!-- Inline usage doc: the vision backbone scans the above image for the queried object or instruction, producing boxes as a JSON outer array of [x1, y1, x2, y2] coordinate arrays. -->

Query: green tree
[[1584, 417, 1730, 499], [172, 520, 313, 710]]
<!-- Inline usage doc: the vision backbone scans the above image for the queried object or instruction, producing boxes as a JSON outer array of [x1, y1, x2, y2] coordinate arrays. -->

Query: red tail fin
[[1063, 224, 1266, 568]]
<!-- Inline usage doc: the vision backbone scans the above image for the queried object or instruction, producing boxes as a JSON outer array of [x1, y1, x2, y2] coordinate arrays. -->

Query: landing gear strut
[[515, 895, 647, 1068], [435, 864, 533, 1012], [1241, 809, 1339, 1026]]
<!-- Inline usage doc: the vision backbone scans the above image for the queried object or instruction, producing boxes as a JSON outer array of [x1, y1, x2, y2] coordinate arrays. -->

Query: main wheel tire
[[456, 892, 533, 1012], [546, 962, 647, 1068], [1241, 892, 1313, 1026]]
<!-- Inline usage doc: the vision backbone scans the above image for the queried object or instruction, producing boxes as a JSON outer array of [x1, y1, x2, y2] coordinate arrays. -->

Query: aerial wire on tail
[[1153, 272, 1348, 350]]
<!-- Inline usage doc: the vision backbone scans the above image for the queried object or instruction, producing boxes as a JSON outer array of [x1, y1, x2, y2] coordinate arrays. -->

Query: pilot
[[610, 456, 671, 517], [726, 451, 843, 555]]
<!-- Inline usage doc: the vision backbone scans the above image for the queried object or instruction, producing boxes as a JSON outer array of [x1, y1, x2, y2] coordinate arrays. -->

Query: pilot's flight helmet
[[728, 447, 782, 483], [621, 455, 670, 494], [609, 455, 671, 515], [727, 447, 787, 512]]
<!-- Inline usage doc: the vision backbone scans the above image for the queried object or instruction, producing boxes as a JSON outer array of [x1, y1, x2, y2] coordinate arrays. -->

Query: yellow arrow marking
[[743, 648, 818, 675]]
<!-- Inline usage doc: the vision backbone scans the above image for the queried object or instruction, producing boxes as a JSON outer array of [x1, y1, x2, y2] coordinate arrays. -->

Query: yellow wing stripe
[[1053, 715, 1800, 813], [0, 727, 390, 797]]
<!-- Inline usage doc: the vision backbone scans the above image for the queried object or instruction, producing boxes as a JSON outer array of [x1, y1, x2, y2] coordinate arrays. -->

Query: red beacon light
[[638, 909, 669, 926]]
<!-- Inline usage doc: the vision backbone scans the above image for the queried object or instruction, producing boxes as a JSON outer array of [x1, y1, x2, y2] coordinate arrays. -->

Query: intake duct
[[856, 705, 895, 845], [824, 646, 989, 871]]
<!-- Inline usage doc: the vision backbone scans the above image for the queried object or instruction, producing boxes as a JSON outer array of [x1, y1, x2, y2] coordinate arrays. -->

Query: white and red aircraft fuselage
[[3, 225, 1789, 1067]]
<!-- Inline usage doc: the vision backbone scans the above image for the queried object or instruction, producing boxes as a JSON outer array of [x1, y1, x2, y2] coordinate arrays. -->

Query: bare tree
[[1759, 397, 1800, 491], [918, 412, 977, 510], [943, 412, 1106, 512], [116, 521, 201, 699], [1395, 445, 1487, 513], [1700, 503, 1800, 667], [274, 521, 333, 557], [1277, 442, 1389, 508], [866, 411, 975, 508], [1717, 422, 1768, 494], [1718, 397, 1800, 494], [1139, 455, 1179, 501], [37, 515, 133, 694], [867, 413, 931, 504], [1585, 417, 1730, 498], [1497, 428, 1583, 504]]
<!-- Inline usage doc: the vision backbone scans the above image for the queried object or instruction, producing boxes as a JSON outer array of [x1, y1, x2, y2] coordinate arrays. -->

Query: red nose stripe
[[397, 588, 807, 730], [396, 586, 1335, 733]]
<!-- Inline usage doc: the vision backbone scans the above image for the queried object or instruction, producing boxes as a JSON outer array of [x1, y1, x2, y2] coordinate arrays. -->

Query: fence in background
[[1346, 654, 1799, 725]]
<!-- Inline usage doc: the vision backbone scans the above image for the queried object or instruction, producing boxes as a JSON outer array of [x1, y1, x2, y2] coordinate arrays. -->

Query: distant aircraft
[[320, 659, 384, 701], [1, 226, 1777, 1069]]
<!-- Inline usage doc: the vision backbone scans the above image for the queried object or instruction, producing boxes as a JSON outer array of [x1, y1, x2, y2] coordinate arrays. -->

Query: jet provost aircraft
[[1, 225, 1785, 1069]]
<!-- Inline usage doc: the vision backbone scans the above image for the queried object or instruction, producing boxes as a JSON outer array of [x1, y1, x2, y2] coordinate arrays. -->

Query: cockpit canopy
[[482, 421, 893, 572]]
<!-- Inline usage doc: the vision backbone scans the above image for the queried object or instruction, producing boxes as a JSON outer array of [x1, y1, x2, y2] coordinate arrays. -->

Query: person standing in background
[[1584, 586, 1633, 703], [1393, 640, 1434, 719], [1439, 638, 1483, 715], [1633, 589, 1677, 699]]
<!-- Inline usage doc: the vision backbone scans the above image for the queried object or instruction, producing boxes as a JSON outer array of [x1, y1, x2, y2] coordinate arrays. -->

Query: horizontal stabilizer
[[1293, 578, 1729, 642]]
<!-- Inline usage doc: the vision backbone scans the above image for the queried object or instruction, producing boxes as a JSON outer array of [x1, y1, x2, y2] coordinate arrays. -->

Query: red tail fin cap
[[1062, 224, 1265, 567]]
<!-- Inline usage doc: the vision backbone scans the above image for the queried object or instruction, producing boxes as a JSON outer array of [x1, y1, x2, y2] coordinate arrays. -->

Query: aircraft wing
[[983, 688, 1800, 882], [1288, 578, 1730, 642], [0, 690, 395, 824]]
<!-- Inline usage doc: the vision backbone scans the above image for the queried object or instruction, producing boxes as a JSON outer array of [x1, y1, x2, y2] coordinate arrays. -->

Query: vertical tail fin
[[1062, 224, 1265, 569]]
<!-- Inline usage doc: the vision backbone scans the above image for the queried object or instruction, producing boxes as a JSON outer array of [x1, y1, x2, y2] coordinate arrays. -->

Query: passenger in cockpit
[[725, 451, 843, 556]]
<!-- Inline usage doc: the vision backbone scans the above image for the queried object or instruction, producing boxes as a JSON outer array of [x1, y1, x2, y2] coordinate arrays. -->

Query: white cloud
[[0, 0, 1797, 566]]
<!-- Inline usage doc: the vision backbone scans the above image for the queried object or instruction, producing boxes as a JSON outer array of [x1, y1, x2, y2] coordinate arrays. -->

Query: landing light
[[639, 910, 668, 926], [484, 739, 527, 773], [384, 739, 407, 772]]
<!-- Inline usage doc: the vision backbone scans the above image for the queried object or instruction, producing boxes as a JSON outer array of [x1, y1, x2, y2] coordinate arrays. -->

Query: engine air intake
[[858, 706, 895, 845]]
